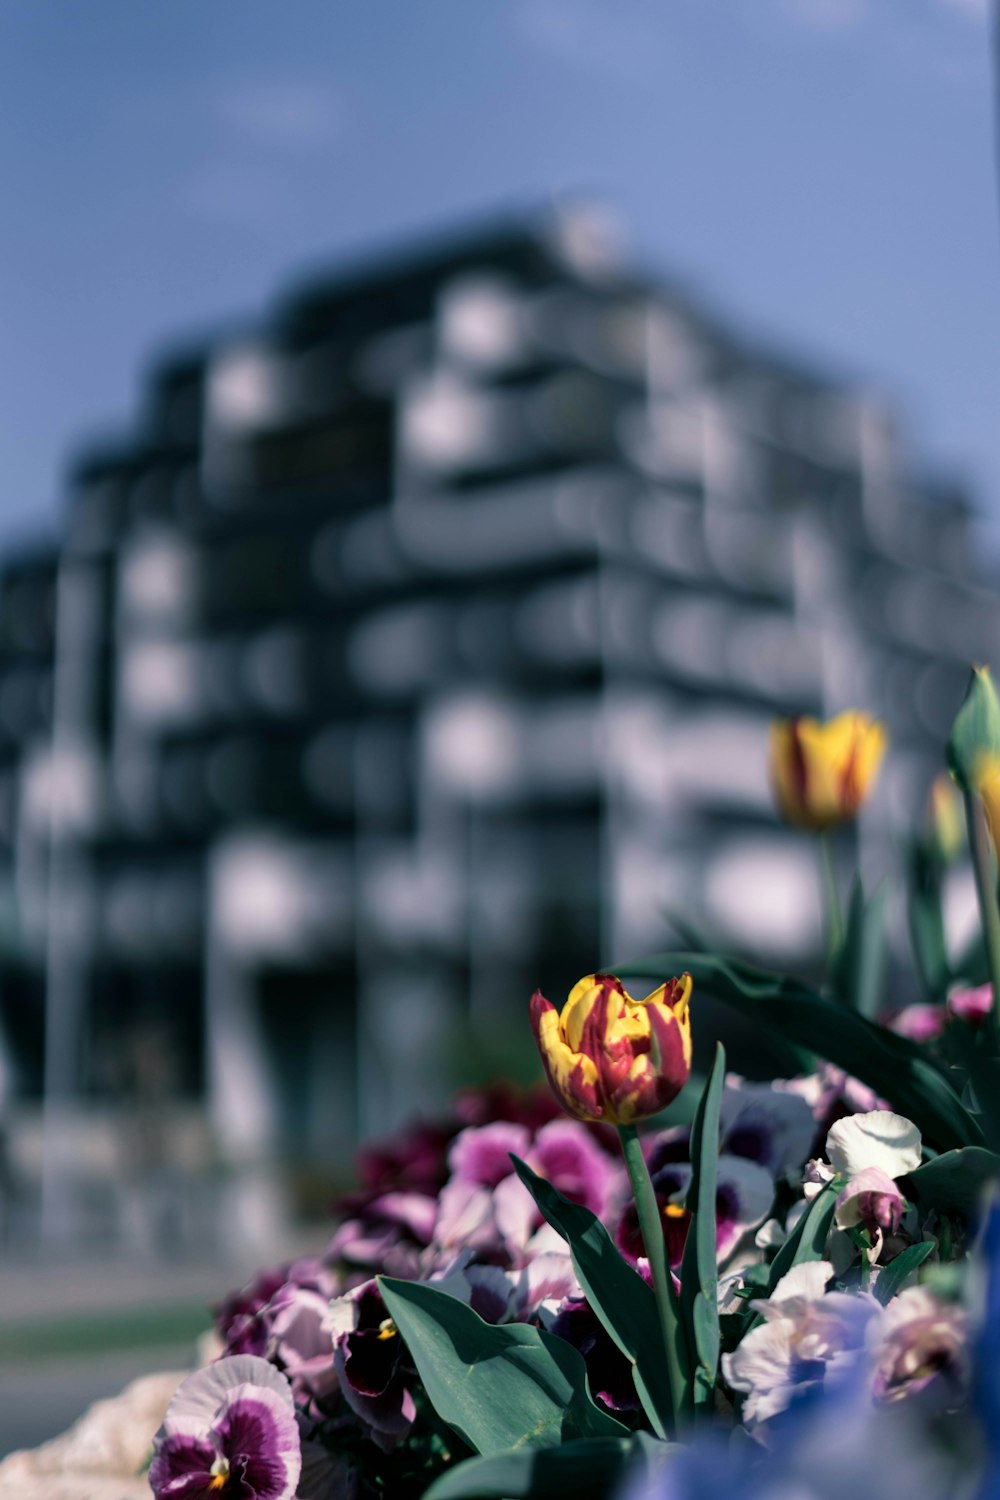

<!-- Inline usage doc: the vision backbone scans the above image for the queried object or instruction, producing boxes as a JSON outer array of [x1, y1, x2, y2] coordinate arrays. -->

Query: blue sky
[[1, 0, 997, 551]]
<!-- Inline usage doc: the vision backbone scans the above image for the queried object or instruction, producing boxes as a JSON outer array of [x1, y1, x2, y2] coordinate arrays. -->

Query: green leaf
[[873, 1242, 936, 1305], [830, 877, 890, 1018], [906, 842, 952, 1000], [946, 665, 1000, 791], [423, 1437, 635, 1500], [509, 1156, 673, 1438], [616, 951, 984, 1153], [966, 1058, 1000, 1152], [763, 1180, 839, 1299], [679, 1042, 725, 1406], [378, 1277, 628, 1457], [907, 1146, 1000, 1217]]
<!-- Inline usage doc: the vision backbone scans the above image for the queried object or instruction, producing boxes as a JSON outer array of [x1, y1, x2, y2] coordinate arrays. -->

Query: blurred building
[[0, 203, 995, 1252]]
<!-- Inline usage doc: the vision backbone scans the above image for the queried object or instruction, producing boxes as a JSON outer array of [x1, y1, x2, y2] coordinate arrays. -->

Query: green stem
[[618, 1123, 689, 1430], [963, 788, 1000, 1052], [818, 832, 844, 966]]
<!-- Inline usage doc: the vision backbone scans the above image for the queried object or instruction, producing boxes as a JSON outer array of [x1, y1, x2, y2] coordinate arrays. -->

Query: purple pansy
[[720, 1080, 816, 1179], [616, 1151, 774, 1268], [214, 1258, 341, 1411], [549, 1296, 640, 1412], [326, 1279, 417, 1450], [149, 1354, 301, 1499]]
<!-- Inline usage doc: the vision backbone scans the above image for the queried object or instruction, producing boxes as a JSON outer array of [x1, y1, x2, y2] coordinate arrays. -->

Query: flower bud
[[947, 981, 993, 1030], [770, 711, 886, 832], [926, 773, 964, 864], [835, 1165, 905, 1238], [975, 752, 1000, 863], [529, 972, 692, 1126]]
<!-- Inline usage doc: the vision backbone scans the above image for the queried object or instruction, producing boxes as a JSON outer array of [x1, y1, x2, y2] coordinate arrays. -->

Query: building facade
[[0, 204, 994, 1252]]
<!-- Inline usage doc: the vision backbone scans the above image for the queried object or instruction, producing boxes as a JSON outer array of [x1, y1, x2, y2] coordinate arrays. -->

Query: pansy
[[325, 1280, 417, 1451], [549, 1297, 641, 1413], [867, 1285, 969, 1409], [214, 1258, 340, 1407], [616, 1151, 775, 1268], [433, 1117, 621, 1268], [149, 1355, 301, 1500], [327, 1189, 438, 1280], [722, 1261, 879, 1427], [719, 1079, 816, 1179]]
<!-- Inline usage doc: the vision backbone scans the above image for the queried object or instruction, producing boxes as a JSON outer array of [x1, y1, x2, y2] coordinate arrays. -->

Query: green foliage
[[679, 1043, 725, 1407], [377, 1277, 627, 1459], [422, 1436, 638, 1500], [509, 1155, 674, 1439], [946, 665, 1000, 791], [906, 840, 953, 1000], [617, 951, 984, 1152], [764, 1180, 840, 1298], [829, 877, 890, 1018], [873, 1243, 936, 1305], [907, 1146, 1000, 1216]]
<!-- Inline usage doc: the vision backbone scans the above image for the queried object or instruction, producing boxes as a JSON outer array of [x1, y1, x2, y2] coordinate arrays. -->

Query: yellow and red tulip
[[529, 972, 692, 1126], [770, 710, 886, 832]]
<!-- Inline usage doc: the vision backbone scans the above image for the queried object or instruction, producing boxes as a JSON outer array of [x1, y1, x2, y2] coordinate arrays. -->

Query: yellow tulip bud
[[974, 753, 1000, 863], [926, 773, 964, 864], [770, 711, 886, 832], [529, 972, 692, 1126]]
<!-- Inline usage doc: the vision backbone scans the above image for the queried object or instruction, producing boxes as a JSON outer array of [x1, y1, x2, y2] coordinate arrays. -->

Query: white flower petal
[[825, 1110, 922, 1181], [158, 1355, 293, 1437], [768, 1259, 833, 1307]]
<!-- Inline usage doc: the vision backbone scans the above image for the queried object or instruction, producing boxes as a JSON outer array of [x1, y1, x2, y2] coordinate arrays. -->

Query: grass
[[0, 1301, 210, 1363]]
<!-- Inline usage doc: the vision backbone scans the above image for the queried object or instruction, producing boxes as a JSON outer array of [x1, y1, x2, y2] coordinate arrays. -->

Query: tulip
[[529, 972, 692, 1126], [975, 753, 1000, 860], [770, 711, 886, 832], [926, 773, 964, 863]]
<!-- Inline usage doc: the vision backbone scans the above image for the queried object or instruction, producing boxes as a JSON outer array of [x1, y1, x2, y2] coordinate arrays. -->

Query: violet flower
[[149, 1354, 301, 1500], [325, 1280, 417, 1451], [720, 1079, 816, 1179], [616, 1152, 774, 1268]]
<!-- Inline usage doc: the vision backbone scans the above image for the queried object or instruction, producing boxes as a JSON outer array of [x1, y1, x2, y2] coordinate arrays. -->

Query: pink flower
[[886, 1005, 946, 1044], [835, 1166, 906, 1238], [947, 983, 994, 1029], [867, 1286, 968, 1407]]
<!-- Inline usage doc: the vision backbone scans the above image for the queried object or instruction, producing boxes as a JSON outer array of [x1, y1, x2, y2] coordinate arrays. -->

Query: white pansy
[[825, 1110, 922, 1181], [723, 1259, 880, 1426], [764, 1258, 833, 1309]]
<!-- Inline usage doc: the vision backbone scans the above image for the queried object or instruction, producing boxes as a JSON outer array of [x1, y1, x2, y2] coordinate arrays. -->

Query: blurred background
[[1, 0, 1000, 1455]]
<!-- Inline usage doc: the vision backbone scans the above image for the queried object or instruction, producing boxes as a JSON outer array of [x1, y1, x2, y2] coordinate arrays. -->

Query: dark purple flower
[[214, 1259, 341, 1413], [550, 1297, 640, 1413], [215, 1266, 291, 1358], [615, 1155, 773, 1267], [355, 1120, 455, 1197], [326, 1280, 417, 1451], [327, 1191, 437, 1280], [149, 1355, 301, 1499]]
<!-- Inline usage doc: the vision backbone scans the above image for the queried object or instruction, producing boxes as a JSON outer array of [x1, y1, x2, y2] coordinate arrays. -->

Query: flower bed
[[18, 679, 1000, 1499]]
